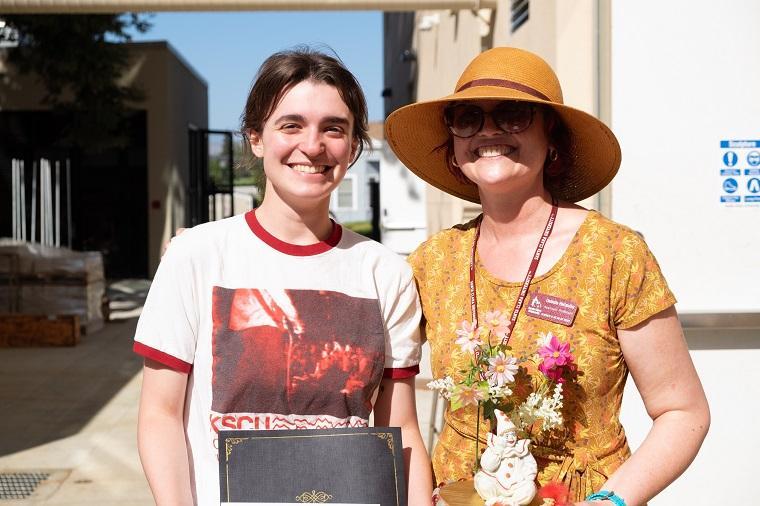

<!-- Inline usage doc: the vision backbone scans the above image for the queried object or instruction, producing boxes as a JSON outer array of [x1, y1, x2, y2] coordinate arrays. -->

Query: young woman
[[135, 49, 433, 505], [385, 47, 709, 505]]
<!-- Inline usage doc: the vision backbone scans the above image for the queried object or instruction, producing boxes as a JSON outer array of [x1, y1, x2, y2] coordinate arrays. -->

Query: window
[[511, 0, 529, 33], [336, 175, 356, 210]]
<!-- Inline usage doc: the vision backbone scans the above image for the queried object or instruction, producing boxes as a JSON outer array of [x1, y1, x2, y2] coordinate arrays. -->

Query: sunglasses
[[444, 101, 535, 138]]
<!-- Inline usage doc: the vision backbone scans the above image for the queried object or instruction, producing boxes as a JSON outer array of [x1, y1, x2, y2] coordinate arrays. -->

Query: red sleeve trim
[[133, 341, 192, 374], [383, 365, 420, 379]]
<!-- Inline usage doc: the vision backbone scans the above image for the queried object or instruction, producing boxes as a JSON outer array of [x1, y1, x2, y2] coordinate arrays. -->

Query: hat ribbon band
[[456, 78, 551, 102]]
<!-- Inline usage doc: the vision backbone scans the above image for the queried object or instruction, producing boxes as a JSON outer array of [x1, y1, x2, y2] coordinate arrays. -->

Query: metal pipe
[[12, 159, 18, 241], [31, 161, 37, 243], [0, 0, 496, 13], [20, 160, 26, 242], [55, 160, 61, 247], [41, 159, 47, 246], [66, 158, 72, 248]]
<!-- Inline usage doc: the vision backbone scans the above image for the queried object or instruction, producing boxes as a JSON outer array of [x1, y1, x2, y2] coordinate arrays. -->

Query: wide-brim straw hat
[[384, 47, 621, 203]]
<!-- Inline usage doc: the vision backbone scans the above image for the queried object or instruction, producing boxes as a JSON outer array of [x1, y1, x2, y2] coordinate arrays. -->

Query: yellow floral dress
[[408, 211, 676, 502]]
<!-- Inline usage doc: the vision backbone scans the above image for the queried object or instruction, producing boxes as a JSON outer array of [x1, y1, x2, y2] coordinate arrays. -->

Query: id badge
[[525, 292, 578, 326]]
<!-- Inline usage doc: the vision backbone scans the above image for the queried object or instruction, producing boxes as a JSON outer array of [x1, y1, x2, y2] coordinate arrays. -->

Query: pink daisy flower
[[455, 320, 482, 354], [451, 383, 487, 408], [486, 352, 519, 386], [482, 310, 511, 338]]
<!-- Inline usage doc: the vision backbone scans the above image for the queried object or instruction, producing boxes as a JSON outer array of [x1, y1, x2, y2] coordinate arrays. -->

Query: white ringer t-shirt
[[133, 210, 422, 505]]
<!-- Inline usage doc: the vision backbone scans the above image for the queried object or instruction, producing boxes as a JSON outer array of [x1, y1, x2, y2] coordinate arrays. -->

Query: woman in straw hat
[[386, 47, 709, 505]]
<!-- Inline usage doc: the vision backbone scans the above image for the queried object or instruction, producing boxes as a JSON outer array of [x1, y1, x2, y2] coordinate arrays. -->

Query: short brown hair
[[241, 47, 370, 160]]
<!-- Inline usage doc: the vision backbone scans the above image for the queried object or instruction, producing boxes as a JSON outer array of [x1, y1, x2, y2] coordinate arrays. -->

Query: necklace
[[469, 197, 558, 360]]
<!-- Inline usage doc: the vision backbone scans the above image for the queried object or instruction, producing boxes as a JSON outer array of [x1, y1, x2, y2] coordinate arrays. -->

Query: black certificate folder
[[219, 427, 407, 506]]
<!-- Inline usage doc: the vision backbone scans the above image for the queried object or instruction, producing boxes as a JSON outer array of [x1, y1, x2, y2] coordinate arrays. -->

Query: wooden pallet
[[0, 314, 80, 347]]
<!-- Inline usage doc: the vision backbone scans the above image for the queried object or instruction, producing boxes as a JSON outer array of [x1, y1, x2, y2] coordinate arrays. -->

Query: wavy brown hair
[[240, 47, 371, 162]]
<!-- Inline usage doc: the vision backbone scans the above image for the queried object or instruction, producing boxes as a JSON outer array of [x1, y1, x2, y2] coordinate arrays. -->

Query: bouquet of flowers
[[428, 310, 577, 443]]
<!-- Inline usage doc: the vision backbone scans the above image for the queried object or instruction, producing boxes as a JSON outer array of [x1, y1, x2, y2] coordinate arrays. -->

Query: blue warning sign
[[719, 140, 760, 206]]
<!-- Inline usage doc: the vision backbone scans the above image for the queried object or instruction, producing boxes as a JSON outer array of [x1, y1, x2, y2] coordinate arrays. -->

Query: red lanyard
[[469, 198, 558, 354]]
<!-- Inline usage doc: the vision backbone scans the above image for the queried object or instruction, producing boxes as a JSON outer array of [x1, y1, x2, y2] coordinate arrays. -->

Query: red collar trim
[[245, 209, 342, 256]]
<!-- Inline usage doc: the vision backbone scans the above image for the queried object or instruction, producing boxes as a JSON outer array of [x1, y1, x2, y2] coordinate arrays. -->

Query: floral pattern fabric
[[408, 211, 676, 502]]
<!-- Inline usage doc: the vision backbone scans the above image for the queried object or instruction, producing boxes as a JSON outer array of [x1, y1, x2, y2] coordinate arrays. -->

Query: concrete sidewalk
[[0, 316, 152, 505], [0, 281, 439, 504]]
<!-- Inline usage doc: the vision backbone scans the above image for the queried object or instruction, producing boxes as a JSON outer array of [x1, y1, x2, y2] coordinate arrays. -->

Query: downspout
[[595, 0, 613, 218]]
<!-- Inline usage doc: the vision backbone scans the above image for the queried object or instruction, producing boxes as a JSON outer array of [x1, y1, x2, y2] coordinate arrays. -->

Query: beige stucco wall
[[131, 42, 209, 273]]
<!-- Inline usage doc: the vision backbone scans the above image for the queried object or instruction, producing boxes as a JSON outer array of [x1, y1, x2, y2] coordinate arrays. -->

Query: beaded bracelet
[[586, 490, 626, 506]]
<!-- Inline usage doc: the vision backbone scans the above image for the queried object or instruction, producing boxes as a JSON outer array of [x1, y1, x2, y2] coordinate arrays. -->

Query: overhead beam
[[0, 0, 497, 13]]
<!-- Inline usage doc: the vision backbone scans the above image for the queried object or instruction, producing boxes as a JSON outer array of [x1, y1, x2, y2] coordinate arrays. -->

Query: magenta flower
[[538, 361, 565, 382], [537, 334, 573, 369], [537, 334, 575, 382], [455, 320, 482, 354]]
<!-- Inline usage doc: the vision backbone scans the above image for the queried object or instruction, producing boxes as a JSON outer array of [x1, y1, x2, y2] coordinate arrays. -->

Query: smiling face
[[452, 99, 551, 199], [249, 80, 356, 208]]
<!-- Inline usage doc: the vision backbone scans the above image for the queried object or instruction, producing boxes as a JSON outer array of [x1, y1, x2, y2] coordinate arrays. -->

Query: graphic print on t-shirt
[[210, 287, 385, 432]]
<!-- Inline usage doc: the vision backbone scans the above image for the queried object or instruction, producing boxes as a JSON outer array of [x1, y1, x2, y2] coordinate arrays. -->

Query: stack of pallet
[[0, 240, 105, 346]]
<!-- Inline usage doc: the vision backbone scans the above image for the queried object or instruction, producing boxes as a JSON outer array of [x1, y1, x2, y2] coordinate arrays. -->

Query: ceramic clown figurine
[[473, 410, 538, 506]]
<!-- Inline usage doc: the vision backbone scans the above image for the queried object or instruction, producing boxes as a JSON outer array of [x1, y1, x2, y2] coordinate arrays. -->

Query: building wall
[[610, 4, 760, 503], [382, 11, 417, 118], [130, 42, 208, 274], [0, 41, 208, 275], [379, 140, 428, 256], [412, 8, 489, 233]]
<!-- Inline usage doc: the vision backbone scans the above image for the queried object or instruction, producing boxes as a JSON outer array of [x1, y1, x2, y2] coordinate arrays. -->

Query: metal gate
[[187, 128, 235, 226]]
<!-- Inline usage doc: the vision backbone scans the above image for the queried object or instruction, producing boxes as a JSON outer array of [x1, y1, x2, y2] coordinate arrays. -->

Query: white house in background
[[329, 122, 427, 256], [329, 138, 379, 225], [378, 140, 427, 256]]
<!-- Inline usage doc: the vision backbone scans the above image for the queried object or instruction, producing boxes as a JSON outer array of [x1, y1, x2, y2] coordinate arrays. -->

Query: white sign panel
[[719, 140, 760, 206]]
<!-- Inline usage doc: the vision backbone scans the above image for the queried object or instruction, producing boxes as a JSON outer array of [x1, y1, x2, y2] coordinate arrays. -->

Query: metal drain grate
[[0, 472, 51, 500]]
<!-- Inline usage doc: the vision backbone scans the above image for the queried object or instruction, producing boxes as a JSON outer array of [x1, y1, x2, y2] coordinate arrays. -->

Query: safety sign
[[719, 140, 760, 207]]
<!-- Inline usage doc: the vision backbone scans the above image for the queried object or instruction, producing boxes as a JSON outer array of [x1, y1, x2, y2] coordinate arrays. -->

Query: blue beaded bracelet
[[586, 490, 626, 506]]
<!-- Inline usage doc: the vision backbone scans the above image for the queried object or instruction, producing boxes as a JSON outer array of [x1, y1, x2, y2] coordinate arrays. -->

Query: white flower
[[514, 383, 564, 432], [455, 320, 482, 354], [535, 331, 555, 348], [488, 383, 513, 400], [427, 376, 456, 400]]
